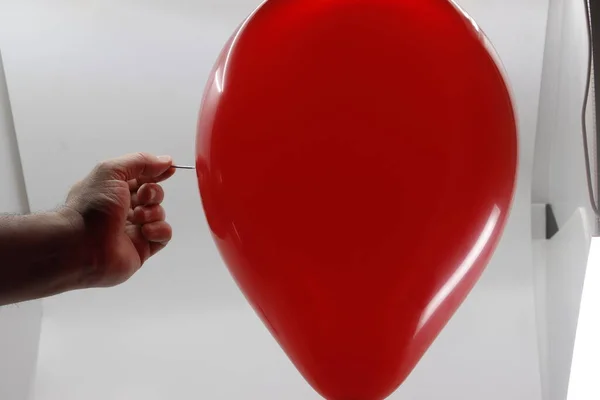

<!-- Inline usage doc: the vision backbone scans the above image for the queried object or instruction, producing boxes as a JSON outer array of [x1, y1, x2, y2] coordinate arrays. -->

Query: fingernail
[[158, 155, 172, 163]]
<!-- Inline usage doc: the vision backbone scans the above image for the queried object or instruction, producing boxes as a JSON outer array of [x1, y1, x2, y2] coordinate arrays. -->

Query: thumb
[[97, 152, 173, 181]]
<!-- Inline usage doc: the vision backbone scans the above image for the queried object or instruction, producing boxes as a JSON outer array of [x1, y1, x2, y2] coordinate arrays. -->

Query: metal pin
[[172, 165, 195, 170]]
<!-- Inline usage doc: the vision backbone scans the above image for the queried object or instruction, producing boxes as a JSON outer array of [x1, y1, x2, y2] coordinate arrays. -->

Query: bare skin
[[0, 152, 176, 306]]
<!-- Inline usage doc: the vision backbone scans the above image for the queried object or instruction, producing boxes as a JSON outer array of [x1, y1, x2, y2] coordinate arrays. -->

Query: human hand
[[62, 153, 176, 288]]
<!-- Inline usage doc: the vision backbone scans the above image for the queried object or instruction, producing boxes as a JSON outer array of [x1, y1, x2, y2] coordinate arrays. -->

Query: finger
[[97, 152, 173, 182], [130, 192, 140, 209], [137, 183, 164, 206], [127, 208, 135, 223], [132, 204, 165, 225], [136, 167, 177, 185], [127, 167, 176, 191], [141, 221, 172, 244], [125, 222, 172, 263], [149, 240, 169, 257], [125, 224, 151, 265], [128, 179, 141, 192]]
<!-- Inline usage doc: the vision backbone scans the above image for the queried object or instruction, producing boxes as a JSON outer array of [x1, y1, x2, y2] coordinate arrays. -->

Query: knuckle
[[94, 160, 116, 177], [149, 205, 164, 218], [69, 180, 84, 192], [132, 152, 152, 165], [133, 152, 148, 161]]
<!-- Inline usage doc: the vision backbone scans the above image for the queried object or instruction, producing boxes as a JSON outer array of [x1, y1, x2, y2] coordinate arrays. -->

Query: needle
[[172, 165, 195, 170]]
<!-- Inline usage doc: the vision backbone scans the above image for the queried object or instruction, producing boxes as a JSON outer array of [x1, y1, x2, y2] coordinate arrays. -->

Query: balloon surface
[[196, 0, 517, 399]]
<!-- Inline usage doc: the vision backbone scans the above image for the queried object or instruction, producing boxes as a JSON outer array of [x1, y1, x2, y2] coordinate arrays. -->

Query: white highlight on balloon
[[216, 1, 266, 93], [417, 205, 501, 332]]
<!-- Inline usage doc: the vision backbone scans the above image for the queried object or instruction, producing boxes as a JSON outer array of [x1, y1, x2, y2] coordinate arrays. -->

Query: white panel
[[532, 206, 593, 400], [532, 203, 548, 240], [546, 208, 591, 400], [568, 237, 600, 400], [0, 1, 548, 399], [532, 1, 597, 398], [533, 0, 596, 230], [532, 0, 565, 205], [532, 203, 549, 400], [0, 51, 43, 400]]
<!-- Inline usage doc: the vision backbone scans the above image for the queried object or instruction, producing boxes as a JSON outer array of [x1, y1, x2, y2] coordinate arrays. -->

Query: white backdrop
[[0, 0, 550, 399]]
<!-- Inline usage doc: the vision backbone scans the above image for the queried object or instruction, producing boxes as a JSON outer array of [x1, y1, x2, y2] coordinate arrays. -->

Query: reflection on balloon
[[417, 206, 501, 332], [196, 0, 517, 399]]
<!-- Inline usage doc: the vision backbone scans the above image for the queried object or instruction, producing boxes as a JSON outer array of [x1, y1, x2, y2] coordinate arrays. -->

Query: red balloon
[[196, 0, 517, 399]]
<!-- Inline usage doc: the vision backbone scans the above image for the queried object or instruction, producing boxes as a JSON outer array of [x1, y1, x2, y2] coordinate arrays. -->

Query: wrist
[[0, 208, 92, 305], [55, 206, 97, 289]]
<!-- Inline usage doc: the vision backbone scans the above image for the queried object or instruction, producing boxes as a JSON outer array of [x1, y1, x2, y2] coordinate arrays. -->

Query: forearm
[[0, 209, 87, 306]]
